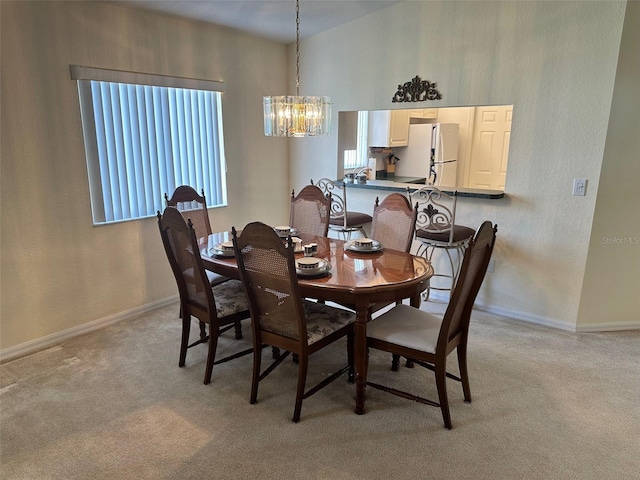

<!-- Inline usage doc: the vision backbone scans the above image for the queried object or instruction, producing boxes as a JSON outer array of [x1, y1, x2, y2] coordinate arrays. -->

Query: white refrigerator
[[395, 123, 459, 187]]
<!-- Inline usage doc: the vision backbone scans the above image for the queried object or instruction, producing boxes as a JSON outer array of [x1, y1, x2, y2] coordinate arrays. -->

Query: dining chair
[[407, 186, 475, 301], [165, 185, 236, 339], [311, 178, 372, 240], [157, 207, 253, 385], [335, 193, 418, 317], [365, 221, 497, 429], [289, 184, 332, 237], [164, 185, 212, 241], [232, 221, 355, 423], [165, 186, 230, 286], [370, 193, 418, 253]]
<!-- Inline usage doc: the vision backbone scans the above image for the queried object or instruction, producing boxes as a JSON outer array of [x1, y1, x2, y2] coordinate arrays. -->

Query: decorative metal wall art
[[392, 75, 442, 103]]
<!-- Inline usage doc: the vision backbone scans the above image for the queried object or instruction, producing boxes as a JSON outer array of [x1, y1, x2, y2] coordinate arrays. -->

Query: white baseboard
[[574, 321, 640, 333], [429, 291, 640, 333], [0, 295, 179, 364]]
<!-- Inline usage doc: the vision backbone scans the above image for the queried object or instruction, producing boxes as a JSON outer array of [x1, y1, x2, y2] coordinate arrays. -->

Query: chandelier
[[263, 0, 332, 137]]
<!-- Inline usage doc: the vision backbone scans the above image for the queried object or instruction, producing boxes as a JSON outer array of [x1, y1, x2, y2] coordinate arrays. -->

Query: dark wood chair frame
[[157, 207, 253, 385], [366, 221, 497, 429], [164, 185, 240, 339], [289, 184, 332, 238], [232, 221, 355, 422]]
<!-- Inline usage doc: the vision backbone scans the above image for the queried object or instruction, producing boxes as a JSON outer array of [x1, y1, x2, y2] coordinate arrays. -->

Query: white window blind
[[72, 66, 227, 224], [343, 112, 370, 171], [356, 110, 369, 168]]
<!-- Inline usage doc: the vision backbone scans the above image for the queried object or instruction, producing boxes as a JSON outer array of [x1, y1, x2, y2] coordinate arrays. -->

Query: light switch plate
[[572, 178, 587, 196]]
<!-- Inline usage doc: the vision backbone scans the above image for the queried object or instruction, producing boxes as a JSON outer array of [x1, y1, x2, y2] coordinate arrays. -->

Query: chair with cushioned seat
[[157, 207, 253, 385], [407, 186, 475, 300], [165, 185, 239, 339], [312, 178, 371, 240], [165, 185, 230, 287], [232, 221, 355, 423], [365, 221, 497, 429]]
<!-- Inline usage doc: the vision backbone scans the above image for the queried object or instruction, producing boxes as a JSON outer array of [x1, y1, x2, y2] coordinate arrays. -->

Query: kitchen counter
[[343, 179, 505, 199]]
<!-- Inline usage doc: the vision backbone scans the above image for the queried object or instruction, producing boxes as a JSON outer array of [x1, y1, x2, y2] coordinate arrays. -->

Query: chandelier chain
[[295, 0, 300, 96]]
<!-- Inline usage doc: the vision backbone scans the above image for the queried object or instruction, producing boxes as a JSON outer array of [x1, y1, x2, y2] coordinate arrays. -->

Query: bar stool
[[312, 178, 371, 240], [407, 186, 475, 300]]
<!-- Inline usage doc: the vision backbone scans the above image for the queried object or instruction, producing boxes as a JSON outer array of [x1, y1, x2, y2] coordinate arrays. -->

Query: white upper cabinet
[[409, 108, 438, 119], [368, 110, 410, 147]]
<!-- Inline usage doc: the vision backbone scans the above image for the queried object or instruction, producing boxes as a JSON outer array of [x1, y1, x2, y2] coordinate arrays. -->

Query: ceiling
[[106, 0, 401, 43]]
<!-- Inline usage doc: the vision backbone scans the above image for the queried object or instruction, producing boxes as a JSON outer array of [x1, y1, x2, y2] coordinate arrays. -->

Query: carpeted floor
[[1, 301, 639, 479]]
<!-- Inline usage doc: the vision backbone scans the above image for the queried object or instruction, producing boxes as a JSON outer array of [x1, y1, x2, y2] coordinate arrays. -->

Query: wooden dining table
[[200, 230, 434, 415]]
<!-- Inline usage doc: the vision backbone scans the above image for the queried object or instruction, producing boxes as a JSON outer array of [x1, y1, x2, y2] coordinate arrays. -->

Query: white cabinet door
[[388, 110, 410, 147], [368, 110, 409, 147], [410, 108, 438, 119]]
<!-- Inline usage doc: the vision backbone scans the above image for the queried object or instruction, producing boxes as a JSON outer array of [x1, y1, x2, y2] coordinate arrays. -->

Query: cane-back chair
[[157, 207, 252, 385], [365, 221, 497, 429], [165, 185, 229, 288], [370, 193, 418, 253], [289, 185, 331, 237], [312, 178, 371, 239], [232, 221, 355, 422]]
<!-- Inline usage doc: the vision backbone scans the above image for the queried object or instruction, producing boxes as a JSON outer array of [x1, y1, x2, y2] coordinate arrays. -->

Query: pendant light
[[263, 0, 332, 137]]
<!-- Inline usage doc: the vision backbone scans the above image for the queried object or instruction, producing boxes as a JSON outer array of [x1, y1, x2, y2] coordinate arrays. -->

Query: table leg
[[354, 304, 370, 415]]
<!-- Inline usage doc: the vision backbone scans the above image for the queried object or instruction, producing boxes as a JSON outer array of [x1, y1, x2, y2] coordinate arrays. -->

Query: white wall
[[0, 1, 290, 354], [290, 1, 634, 331]]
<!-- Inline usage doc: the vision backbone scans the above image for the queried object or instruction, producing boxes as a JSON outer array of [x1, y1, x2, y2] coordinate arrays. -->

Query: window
[[343, 111, 369, 170], [71, 66, 227, 224]]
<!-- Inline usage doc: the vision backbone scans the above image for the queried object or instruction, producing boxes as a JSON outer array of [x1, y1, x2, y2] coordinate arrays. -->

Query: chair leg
[[292, 355, 309, 423], [347, 329, 355, 383], [391, 354, 400, 371], [250, 345, 263, 405], [234, 320, 243, 340], [203, 327, 219, 385], [271, 346, 280, 359], [199, 322, 207, 340], [435, 362, 452, 429], [457, 344, 472, 403], [179, 313, 191, 368], [444, 249, 457, 298]]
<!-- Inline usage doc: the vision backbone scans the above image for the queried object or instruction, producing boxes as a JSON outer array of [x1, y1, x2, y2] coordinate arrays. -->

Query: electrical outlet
[[572, 178, 587, 196], [487, 259, 495, 273]]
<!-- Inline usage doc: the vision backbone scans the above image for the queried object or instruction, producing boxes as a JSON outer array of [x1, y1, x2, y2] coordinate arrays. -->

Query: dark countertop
[[343, 179, 505, 199]]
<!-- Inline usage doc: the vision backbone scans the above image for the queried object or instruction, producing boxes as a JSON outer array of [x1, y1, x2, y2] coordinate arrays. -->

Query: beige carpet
[[1, 301, 639, 479]]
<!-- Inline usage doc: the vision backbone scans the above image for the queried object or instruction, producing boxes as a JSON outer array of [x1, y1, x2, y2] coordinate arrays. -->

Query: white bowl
[[296, 257, 320, 269], [220, 241, 234, 251]]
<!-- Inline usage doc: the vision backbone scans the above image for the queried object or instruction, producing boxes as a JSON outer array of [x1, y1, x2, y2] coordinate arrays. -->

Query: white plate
[[296, 259, 331, 277], [275, 227, 299, 238], [210, 243, 235, 257], [345, 239, 384, 253]]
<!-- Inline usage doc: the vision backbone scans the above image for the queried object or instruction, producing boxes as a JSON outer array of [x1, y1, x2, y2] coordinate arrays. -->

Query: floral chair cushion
[[212, 279, 250, 317], [303, 301, 355, 345]]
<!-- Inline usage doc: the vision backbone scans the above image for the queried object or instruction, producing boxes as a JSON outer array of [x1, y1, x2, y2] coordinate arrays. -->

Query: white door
[[467, 106, 512, 190]]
